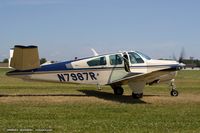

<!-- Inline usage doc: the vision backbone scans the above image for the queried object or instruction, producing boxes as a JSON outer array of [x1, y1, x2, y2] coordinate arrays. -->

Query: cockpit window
[[128, 52, 144, 64], [136, 51, 151, 60], [109, 54, 123, 65], [87, 56, 107, 66]]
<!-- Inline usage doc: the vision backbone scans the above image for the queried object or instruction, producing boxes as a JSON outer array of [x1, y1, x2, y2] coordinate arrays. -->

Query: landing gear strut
[[112, 86, 124, 95], [170, 79, 178, 96]]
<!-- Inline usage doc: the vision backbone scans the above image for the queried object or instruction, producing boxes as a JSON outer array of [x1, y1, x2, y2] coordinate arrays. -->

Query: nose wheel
[[170, 79, 178, 97], [171, 89, 178, 96]]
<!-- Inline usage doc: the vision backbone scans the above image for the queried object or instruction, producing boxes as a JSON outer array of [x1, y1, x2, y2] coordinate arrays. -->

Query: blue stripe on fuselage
[[35, 61, 72, 72]]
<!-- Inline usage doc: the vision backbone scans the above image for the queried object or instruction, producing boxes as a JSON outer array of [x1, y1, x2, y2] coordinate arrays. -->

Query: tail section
[[10, 45, 40, 70]]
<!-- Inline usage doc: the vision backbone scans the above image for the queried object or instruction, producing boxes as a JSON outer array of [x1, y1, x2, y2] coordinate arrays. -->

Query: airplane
[[6, 45, 185, 99]]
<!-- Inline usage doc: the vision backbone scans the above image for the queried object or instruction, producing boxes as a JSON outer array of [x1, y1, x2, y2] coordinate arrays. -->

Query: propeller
[[172, 47, 185, 63], [172, 47, 186, 70], [178, 47, 185, 63]]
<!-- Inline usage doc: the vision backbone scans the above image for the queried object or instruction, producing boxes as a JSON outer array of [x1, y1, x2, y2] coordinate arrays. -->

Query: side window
[[109, 54, 123, 65], [129, 52, 144, 64], [87, 56, 107, 66]]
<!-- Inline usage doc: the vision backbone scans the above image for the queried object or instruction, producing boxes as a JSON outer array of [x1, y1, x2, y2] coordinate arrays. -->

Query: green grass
[[0, 68, 200, 133]]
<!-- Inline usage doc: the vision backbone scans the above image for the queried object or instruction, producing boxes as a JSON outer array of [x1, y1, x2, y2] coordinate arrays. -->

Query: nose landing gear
[[170, 79, 179, 96], [171, 89, 178, 96]]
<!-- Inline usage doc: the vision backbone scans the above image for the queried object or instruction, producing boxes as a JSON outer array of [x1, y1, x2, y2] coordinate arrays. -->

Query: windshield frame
[[135, 51, 151, 60]]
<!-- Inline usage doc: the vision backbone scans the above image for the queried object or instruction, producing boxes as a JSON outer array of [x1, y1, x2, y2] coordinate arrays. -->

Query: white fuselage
[[8, 51, 179, 86]]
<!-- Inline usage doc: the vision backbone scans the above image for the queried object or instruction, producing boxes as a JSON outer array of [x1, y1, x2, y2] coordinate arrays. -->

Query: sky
[[0, 0, 200, 61]]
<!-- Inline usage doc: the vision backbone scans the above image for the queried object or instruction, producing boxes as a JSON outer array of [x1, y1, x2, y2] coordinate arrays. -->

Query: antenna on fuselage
[[91, 48, 99, 56]]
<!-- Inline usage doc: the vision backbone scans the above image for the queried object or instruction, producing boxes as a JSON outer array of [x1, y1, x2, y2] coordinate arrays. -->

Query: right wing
[[109, 68, 175, 86]]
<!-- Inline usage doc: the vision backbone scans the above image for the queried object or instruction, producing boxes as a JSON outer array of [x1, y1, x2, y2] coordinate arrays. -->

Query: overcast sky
[[0, 0, 200, 61]]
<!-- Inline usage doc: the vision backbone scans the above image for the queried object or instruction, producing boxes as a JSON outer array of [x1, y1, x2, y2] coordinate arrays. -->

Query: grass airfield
[[0, 68, 200, 133]]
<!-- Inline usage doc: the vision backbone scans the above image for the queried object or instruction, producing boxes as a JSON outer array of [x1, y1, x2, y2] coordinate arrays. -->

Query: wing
[[109, 68, 175, 86]]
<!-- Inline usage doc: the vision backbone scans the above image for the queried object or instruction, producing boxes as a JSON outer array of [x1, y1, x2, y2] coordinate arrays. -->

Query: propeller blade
[[178, 47, 185, 63]]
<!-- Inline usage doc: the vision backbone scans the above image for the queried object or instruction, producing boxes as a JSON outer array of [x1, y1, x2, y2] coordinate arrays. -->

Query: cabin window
[[109, 54, 123, 65], [87, 56, 107, 66], [128, 52, 144, 64]]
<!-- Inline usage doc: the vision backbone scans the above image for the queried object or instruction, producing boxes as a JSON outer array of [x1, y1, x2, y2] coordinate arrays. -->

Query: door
[[123, 52, 131, 72]]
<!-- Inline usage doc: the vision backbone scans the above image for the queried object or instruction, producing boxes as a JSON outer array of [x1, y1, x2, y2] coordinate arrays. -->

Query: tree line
[[182, 59, 200, 67]]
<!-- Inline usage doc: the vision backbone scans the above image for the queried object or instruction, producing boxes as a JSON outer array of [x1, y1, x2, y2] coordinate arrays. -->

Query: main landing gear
[[170, 79, 179, 96], [132, 93, 143, 99], [112, 86, 124, 95], [111, 86, 144, 99]]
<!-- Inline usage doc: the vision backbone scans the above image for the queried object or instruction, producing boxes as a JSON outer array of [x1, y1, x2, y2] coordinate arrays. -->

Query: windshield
[[128, 52, 144, 64], [136, 51, 151, 60]]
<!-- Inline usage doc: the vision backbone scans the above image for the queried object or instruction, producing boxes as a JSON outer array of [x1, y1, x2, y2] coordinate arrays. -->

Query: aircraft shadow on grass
[[79, 90, 148, 104], [0, 91, 163, 104], [0, 94, 86, 97]]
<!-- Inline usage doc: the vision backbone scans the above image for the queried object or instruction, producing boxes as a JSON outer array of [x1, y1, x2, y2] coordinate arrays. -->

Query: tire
[[132, 93, 143, 99], [113, 86, 124, 95], [171, 90, 178, 96]]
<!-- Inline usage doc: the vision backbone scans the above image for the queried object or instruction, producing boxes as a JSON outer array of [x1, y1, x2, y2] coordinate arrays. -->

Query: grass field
[[0, 68, 200, 133]]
